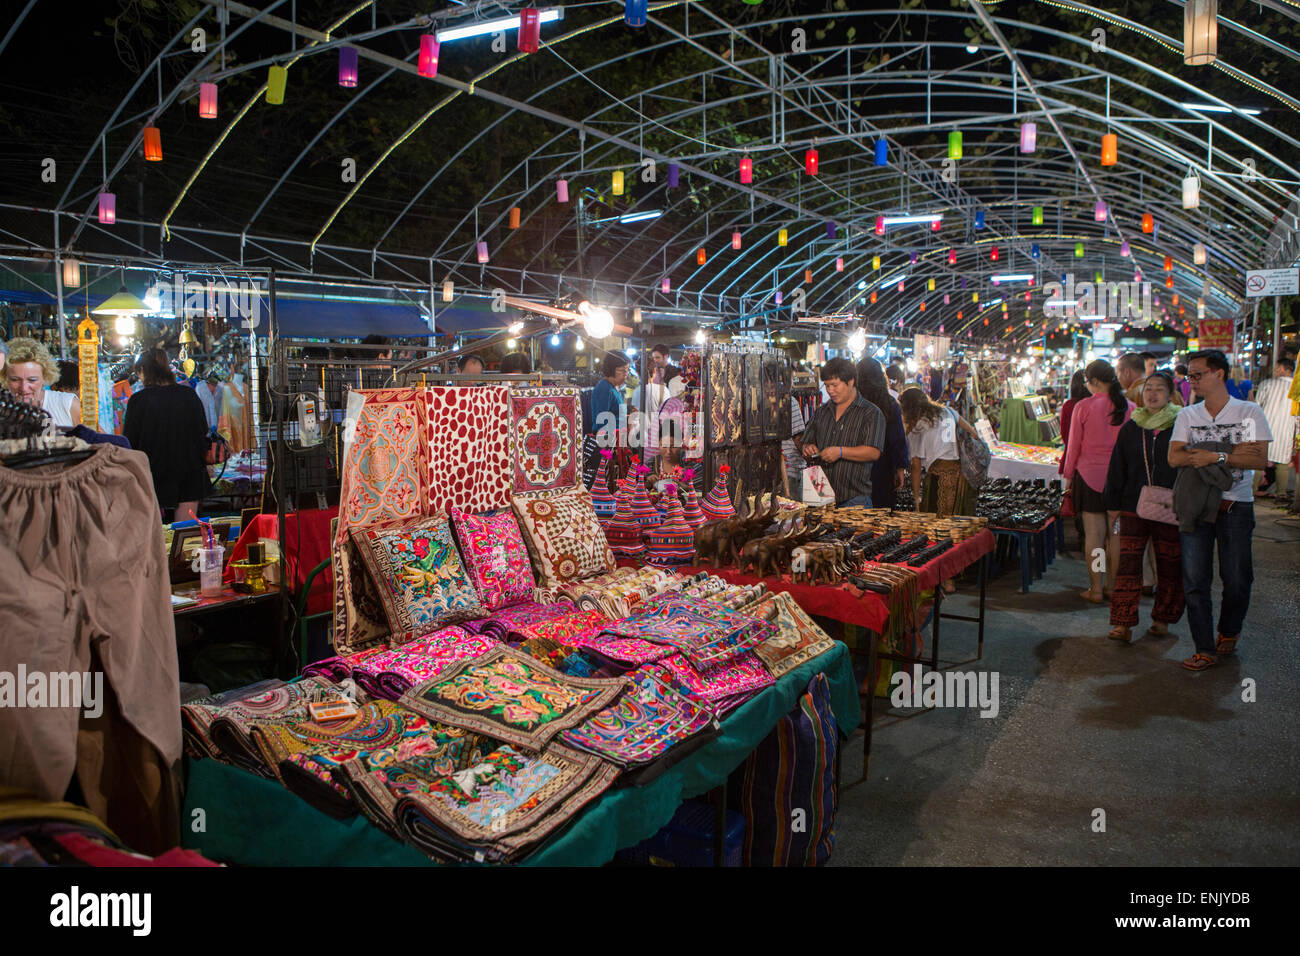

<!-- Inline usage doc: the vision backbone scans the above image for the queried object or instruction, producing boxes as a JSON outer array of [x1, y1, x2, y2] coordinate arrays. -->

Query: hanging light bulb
[[556, 179, 569, 203], [695, 329, 707, 344], [578, 300, 614, 338], [612, 170, 624, 196], [61, 258, 80, 288], [338, 46, 359, 87], [575, 337, 585, 350], [1101, 133, 1117, 166], [732, 230, 742, 250], [778, 228, 788, 247], [948, 130, 963, 159], [476, 241, 489, 264], [1020, 122, 1037, 153], [114, 314, 136, 337], [739, 156, 753, 184], [805, 148, 819, 176], [199, 82, 218, 119], [266, 65, 287, 104], [848, 328, 867, 354], [418, 35, 440, 77], [142, 126, 162, 162], [1184, 0, 1217, 65], [1193, 242, 1207, 265], [442, 279, 453, 302], [1182, 171, 1201, 209]]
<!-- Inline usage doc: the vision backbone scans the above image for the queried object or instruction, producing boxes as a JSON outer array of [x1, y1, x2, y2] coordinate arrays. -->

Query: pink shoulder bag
[[1136, 429, 1177, 525]]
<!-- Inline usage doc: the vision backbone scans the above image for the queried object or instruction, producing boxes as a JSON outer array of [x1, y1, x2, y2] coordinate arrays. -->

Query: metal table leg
[[713, 785, 727, 867]]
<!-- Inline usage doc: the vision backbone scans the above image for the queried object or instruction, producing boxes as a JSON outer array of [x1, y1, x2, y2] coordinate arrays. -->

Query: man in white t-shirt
[[1250, 356, 1297, 505], [1167, 349, 1271, 671]]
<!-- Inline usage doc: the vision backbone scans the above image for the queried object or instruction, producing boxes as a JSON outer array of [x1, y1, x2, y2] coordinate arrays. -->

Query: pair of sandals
[[1181, 635, 1239, 671], [1107, 622, 1169, 643]]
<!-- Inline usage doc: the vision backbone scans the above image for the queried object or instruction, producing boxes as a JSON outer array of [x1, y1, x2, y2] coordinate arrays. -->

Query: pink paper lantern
[[98, 191, 116, 225], [556, 179, 569, 203], [199, 82, 218, 119], [476, 241, 489, 264], [418, 36, 440, 77]]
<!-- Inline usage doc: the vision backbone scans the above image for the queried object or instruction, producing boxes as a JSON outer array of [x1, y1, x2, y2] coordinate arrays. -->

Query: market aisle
[[832, 510, 1300, 866]]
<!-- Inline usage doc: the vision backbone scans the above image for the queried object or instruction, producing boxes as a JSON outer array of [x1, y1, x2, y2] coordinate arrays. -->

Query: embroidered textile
[[512, 489, 616, 588], [349, 627, 496, 700], [184, 677, 345, 769], [597, 599, 774, 669], [561, 669, 718, 766], [399, 646, 625, 751], [352, 516, 484, 641], [508, 386, 581, 497], [459, 601, 573, 642], [450, 507, 537, 611], [332, 533, 396, 654], [338, 389, 427, 540], [301, 645, 391, 682], [648, 652, 774, 709], [422, 386, 511, 515], [747, 592, 837, 679], [507, 609, 609, 646]]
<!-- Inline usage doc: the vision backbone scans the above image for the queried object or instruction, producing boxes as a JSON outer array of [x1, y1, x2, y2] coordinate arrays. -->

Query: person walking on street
[[1250, 357, 1297, 507]]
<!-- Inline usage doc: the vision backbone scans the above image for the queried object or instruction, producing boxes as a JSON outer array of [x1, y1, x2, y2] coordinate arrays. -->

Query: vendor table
[[224, 507, 337, 615], [989, 518, 1058, 593], [180, 642, 859, 867], [171, 582, 280, 618], [987, 449, 1062, 483]]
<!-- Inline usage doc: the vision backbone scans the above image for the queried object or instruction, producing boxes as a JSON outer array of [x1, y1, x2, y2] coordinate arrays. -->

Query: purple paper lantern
[[338, 46, 359, 88]]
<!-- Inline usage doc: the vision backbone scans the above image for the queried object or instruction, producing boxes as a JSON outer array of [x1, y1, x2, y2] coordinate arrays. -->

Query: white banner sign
[[1244, 268, 1299, 298]]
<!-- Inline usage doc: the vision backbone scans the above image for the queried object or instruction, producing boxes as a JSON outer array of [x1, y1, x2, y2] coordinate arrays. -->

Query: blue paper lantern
[[666, 163, 679, 188], [874, 139, 888, 166], [974, 210, 985, 230], [1031, 244, 1040, 259], [624, 0, 648, 27], [826, 221, 837, 240]]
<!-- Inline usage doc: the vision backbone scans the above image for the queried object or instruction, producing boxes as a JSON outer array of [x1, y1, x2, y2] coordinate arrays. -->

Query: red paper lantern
[[697, 247, 707, 266], [509, 207, 521, 229], [199, 82, 218, 119], [805, 148, 818, 176], [990, 245, 999, 261], [948, 249, 957, 265], [1142, 213, 1155, 233], [418, 36, 440, 77], [739, 156, 752, 184], [518, 8, 541, 53], [143, 126, 162, 162]]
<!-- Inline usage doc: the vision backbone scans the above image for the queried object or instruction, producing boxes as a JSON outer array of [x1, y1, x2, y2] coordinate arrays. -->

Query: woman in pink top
[[1062, 360, 1134, 603]]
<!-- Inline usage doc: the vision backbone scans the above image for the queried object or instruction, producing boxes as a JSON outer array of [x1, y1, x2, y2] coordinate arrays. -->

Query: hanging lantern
[[875, 216, 885, 236], [666, 163, 679, 188], [1120, 239, 1131, 257], [805, 148, 819, 176], [1198, 298, 1206, 319], [518, 7, 542, 54], [1031, 244, 1040, 259], [739, 156, 753, 184], [775, 291, 783, 305], [97, 191, 115, 224], [897, 280, 905, 293], [1193, 242, 1207, 265], [1032, 206, 1044, 226], [960, 276, 968, 289], [872, 255, 881, 270], [948, 249, 957, 265], [910, 251, 919, 265], [661, 276, 670, 293], [931, 218, 942, 232], [142, 126, 162, 162], [973, 292, 980, 303], [1025, 290, 1032, 300], [509, 206, 521, 229], [948, 130, 963, 159], [697, 247, 707, 266], [869, 290, 877, 304], [826, 221, 837, 240], [199, 82, 218, 119], [1184, 0, 1217, 65], [990, 245, 1000, 261], [1101, 133, 1118, 166], [925, 278, 934, 291], [339, 46, 359, 87], [731, 231, 742, 250], [1075, 242, 1085, 257], [974, 210, 985, 230], [1166, 275, 1174, 288], [61, 257, 80, 288], [624, 0, 648, 27], [266, 65, 287, 104], [1172, 294, 1180, 306], [418, 35, 440, 77], [983, 317, 989, 326], [442, 279, 453, 302], [778, 228, 788, 247], [919, 301, 927, 313], [874, 139, 888, 166], [556, 179, 569, 203], [1182, 171, 1201, 209], [1179, 305, 1186, 316], [476, 241, 489, 264], [1020, 122, 1037, 153], [836, 257, 844, 272], [612, 170, 625, 196], [945, 294, 951, 305], [1141, 213, 1154, 233], [805, 269, 813, 285], [1164, 255, 1173, 271], [1095, 270, 1103, 283]]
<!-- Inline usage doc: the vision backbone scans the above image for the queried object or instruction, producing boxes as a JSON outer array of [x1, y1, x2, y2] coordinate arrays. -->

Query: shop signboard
[[1197, 319, 1234, 351]]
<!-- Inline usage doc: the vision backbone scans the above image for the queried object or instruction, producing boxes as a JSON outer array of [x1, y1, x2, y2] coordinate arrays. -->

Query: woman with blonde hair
[[3, 337, 82, 427]]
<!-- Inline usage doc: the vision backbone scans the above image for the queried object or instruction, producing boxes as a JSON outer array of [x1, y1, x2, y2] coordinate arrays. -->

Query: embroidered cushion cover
[[450, 507, 537, 611], [352, 516, 485, 641], [512, 489, 616, 588]]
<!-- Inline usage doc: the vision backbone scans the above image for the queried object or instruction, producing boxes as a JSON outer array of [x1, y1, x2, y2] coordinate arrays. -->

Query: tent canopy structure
[[1, 0, 1297, 348]]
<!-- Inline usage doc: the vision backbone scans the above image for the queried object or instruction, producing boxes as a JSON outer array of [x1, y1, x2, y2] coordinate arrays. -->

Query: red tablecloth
[[621, 528, 995, 634], [224, 508, 338, 615]]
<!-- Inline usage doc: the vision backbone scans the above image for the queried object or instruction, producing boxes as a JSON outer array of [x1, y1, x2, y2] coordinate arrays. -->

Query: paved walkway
[[832, 506, 1300, 866]]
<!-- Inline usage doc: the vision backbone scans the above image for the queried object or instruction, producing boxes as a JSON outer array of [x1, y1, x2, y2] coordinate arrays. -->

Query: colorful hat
[[588, 449, 616, 519], [603, 482, 645, 557], [680, 468, 706, 531], [644, 484, 697, 567], [699, 465, 735, 521], [630, 466, 661, 530]]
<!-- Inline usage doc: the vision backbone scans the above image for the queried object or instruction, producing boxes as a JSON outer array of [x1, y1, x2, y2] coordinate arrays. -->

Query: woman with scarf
[[1101, 371, 1184, 642]]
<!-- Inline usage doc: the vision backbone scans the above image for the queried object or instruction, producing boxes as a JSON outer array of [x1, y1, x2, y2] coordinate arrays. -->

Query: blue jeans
[[1180, 502, 1255, 655], [840, 495, 872, 508]]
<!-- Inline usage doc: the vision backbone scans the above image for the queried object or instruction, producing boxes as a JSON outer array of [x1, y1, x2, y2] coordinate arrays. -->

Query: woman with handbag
[[1062, 360, 1134, 603], [1101, 372, 1184, 642]]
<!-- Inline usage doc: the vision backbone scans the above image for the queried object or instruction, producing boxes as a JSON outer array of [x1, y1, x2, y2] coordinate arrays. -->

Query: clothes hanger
[[0, 392, 96, 470]]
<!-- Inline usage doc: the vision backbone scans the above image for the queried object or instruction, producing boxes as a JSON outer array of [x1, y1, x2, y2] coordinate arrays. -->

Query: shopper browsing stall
[[1102, 372, 1185, 643], [1168, 350, 1271, 672], [857, 356, 909, 511], [1062, 360, 1133, 604], [123, 348, 210, 521], [801, 358, 884, 507], [4, 337, 82, 428], [899, 387, 978, 519], [590, 352, 630, 442]]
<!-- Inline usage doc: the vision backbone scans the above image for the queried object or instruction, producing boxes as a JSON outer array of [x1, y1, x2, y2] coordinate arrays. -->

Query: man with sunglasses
[[1167, 350, 1272, 672]]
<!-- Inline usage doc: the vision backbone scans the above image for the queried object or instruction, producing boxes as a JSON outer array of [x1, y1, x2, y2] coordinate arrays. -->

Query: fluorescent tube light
[[990, 274, 1033, 283], [880, 214, 943, 226], [437, 8, 564, 43], [618, 210, 662, 224], [1181, 102, 1261, 115]]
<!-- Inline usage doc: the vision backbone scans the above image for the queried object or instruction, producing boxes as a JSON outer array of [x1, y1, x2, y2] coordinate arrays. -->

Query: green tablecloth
[[181, 642, 860, 866], [998, 396, 1059, 446]]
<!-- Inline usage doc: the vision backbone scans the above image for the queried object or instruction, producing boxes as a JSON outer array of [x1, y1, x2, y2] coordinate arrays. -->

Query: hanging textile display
[[423, 385, 511, 515], [508, 385, 581, 498], [76, 317, 100, 429]]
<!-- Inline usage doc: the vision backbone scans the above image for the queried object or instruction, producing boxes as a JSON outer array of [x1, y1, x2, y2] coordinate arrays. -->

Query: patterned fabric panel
[[512, 489, 616, 588], [338, 389, 427, 542], [707, 351, 729, 449], [182, 677, 339, 763], [561, 669, 718, 766], [749, 592, 837, 680], [422, 386, 511, 515], [350, 627, 497, 701], [724, 353, 745, 444], [450, 507, 537, 611], [459, 600, 574, 642], [508, 386, 581, 497], [649, 652, 775, 709], [507, 609, 609, 646], [399, 646, 626, 751], [597, 598, 774, 670], [352, 516, 485, 642]]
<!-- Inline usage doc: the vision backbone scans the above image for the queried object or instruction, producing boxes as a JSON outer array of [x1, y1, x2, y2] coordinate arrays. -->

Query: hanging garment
[[195, 380, 221, 431], [0, 443, 182, 854], [217, 376, 251, 454]]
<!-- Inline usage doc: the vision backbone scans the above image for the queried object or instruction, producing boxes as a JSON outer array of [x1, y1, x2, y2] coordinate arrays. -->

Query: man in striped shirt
[[800, 357, 885, 507], [1251, 356, 1297, 506]]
